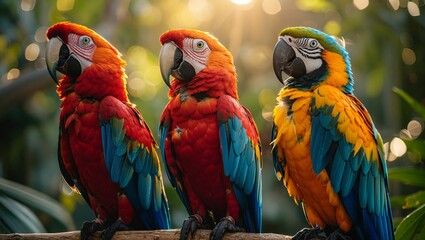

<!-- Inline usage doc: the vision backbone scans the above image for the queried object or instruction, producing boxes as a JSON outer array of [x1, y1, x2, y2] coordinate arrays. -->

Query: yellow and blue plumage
[[271, 27, 394, 240]]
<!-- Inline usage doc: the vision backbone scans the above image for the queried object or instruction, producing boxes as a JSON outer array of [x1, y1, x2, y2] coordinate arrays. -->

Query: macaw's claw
[[210, 216, 245, 240], [180, 214, 203, 240], [101, 219, 128, 240], [326, 229, 351, 240], [293, 226, 326, 240], [81, 220, 105, 240]]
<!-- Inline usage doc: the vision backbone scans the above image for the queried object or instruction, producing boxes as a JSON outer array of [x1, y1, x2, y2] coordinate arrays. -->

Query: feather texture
[[272, 27, 393, 239]]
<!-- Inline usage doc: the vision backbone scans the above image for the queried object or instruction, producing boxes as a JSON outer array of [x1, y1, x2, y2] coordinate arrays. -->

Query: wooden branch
[[0, 229, 292, 240], [0, 69, 53, 117]]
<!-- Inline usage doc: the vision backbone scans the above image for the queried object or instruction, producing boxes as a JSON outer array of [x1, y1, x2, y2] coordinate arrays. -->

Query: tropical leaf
[[0, 178, 74, 231], [404, 191, 425, 209], [395, 204, 425, 240], [393, 87, 425, 119], [0, 195, 46, 233], [391, 195, 407, 208], [404, 139, 425, 163], [388, 168, 425, 187]]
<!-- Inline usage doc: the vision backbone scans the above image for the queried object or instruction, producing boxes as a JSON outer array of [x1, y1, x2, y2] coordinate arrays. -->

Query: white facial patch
[[282, 35, 324, 74], [182, 38, 211, 74], [67, 33, 95, 72]]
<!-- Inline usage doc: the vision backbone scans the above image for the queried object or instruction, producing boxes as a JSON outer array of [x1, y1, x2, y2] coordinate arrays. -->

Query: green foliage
[[388, 168, 425, 188], [392, 89, 425, 240], [395, 204, 425, 240], [0, 195, 45, 233], [393, 87, 425, 119], [0, 177, 74, 233]]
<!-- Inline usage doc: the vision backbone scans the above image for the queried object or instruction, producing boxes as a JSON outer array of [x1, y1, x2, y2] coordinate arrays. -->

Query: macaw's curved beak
[[159, 42, 196, 89], [272, 38, 306, 84], [45, 37, 82, 85]]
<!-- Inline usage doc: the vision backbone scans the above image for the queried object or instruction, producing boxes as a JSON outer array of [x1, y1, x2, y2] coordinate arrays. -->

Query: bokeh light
[[390, 137, 407, 158], [353, 0, 369, 10], [402, 48, 416, 65], [262, 0, 281, 15], [388, 0, 400, 10], [21, 0, 36, 11], [127, 45, 148, 66], [407, 1, 420, 16], [6, 68, 20, 80], [57, 0, 74, 12], [25, 43, 40, 61], [324, 20, 341, 36], [35, 26, 49, 43], [407, 119, 423, 139]]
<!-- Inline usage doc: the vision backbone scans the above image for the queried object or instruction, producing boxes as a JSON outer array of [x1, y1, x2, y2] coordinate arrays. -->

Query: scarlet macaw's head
[[158, 29, 236, 96], [45, 22, 127, 101], [45, 22, 123, 84]]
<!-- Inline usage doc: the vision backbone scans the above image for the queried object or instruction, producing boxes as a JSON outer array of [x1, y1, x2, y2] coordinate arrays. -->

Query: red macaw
[[158, 29, 262, 240], [271, 27, 394, 239], [45, 22, 170, 240]]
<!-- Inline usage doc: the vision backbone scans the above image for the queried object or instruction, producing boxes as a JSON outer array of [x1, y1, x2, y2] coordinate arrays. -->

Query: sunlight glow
[[231, 0, 253, 5], [188, 0, 214, 22]]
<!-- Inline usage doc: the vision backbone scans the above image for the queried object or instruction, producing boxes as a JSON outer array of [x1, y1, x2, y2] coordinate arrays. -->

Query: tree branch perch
[[0, 229, 291, 240]]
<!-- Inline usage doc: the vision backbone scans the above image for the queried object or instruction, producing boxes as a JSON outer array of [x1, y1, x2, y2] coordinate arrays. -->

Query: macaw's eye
[[194, 39, 207, 52], [79, 36, 93, 47], [309, 39, 318, 48]]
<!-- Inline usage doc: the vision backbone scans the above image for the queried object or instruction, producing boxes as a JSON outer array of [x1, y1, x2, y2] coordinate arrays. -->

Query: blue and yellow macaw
[[271, 27, 394, 240]]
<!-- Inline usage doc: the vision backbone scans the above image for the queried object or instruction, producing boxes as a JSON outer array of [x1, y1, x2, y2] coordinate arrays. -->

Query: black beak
[[273, 38, 306, 84], [159, 42, 196, 89], [46, 37, 82, 84]]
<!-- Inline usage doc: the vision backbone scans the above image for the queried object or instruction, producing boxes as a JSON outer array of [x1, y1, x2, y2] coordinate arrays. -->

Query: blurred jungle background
[[1, 0, 425, 237]]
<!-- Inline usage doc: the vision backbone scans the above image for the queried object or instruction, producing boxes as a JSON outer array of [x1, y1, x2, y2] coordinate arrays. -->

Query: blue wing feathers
[[100, 103, 170, 229], [119, 159, 134, 187], [110, 153, 124, 183], [339, 138, 351, 161], [367, 171, 375, 215], [330, 149, 346, 193], [218, 96, 262, 233], [359, 173, 368, 208], [340, 163, 356, 197], [311, 100, 393, 239], [350, 149, 364, 171], [138, 173, 152, 210]]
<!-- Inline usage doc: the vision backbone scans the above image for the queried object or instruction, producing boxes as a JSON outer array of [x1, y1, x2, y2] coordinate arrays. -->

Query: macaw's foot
[[210, 216, 245, 240], [180, 214, 204, 240], [293, 226, 326, 240], [81, 219, 105, 240], [101, 219, 128, 240], [326, 229, 351, 240]]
